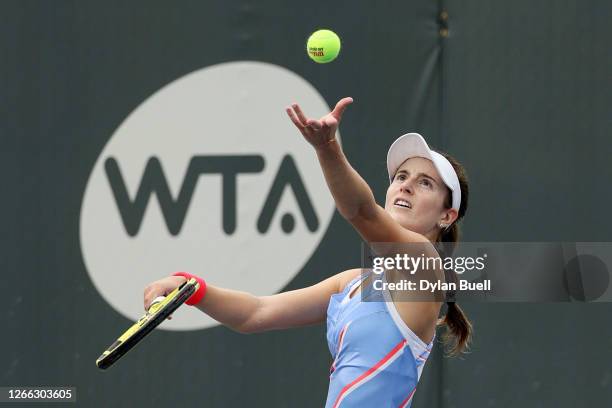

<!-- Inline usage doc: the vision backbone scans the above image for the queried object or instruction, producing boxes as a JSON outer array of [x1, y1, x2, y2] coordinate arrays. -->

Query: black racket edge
[[96, 280, 197, 370]]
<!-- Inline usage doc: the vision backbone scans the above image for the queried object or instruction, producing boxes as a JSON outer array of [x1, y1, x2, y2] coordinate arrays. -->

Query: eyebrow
[[395, 170, 439, 184]]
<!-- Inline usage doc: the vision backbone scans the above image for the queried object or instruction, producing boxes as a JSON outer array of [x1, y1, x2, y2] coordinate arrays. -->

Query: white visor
[[386, 133, 461, 211]]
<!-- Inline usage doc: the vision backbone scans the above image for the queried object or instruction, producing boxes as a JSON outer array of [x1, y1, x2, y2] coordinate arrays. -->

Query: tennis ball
[[306, 29, 341, 63]]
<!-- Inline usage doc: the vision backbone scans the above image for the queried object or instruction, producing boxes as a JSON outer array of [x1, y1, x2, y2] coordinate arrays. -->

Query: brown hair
[[436, 152, 473, 356]]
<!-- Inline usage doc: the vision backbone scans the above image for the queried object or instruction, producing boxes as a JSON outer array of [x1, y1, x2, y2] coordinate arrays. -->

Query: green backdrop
[[1, 1, 610, 406]]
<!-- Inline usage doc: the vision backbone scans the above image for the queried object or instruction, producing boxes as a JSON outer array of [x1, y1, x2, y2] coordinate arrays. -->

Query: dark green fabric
[[1, 1, 610, 407]]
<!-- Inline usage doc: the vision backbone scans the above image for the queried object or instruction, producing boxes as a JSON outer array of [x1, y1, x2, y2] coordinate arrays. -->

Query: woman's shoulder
[[335, 268, 364, 293]]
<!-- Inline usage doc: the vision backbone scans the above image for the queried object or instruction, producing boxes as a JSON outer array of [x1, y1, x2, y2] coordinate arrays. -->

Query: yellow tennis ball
[[306, 29, 341, 63]]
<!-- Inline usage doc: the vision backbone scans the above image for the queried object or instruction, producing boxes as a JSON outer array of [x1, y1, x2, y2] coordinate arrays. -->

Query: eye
[[395, 174, 406, 181], [419, 178, 432, 187]]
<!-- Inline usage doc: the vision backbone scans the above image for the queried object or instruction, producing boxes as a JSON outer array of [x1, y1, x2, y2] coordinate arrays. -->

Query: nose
[[399, 177, 415, 195]]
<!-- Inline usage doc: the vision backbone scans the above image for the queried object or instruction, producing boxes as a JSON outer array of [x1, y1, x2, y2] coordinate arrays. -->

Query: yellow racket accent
[[96, 278, 199, 369]]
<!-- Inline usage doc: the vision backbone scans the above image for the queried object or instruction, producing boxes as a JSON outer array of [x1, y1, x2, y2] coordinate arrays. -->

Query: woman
[[144, 97, 472, 407]]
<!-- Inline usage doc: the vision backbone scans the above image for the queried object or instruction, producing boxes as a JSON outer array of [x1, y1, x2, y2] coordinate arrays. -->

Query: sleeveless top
[[325, 273, 435, 408]]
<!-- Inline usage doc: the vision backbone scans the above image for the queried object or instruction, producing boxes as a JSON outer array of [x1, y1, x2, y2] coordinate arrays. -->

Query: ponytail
[[437, 302, 472, 356], [440, 222, 460, 255], [435, 152, 472, 356]]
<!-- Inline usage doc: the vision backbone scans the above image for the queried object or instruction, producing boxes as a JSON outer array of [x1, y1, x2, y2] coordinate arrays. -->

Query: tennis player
[[144, 97, 472, 407]]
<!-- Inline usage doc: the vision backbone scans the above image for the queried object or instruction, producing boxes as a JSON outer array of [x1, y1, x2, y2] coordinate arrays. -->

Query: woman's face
[[384, 157, 457, 241]]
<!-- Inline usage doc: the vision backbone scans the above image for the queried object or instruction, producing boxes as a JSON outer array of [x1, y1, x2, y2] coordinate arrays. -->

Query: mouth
[[393, 198, 412, 209]]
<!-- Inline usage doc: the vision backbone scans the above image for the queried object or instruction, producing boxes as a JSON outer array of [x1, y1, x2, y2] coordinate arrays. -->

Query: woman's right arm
[[143, 269, 361, 334], [286, 99, 432, 245]]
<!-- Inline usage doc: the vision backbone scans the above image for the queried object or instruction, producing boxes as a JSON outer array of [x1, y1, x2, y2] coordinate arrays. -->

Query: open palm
[[286, 97, 353, 149]]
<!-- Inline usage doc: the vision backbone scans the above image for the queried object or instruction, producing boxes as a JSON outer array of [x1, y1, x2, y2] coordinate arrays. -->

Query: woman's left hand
[[286, 97, 353, 150]]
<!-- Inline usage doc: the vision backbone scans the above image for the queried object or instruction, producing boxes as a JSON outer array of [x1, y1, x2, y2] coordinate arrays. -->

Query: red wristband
[[173, 272, 207, 306]]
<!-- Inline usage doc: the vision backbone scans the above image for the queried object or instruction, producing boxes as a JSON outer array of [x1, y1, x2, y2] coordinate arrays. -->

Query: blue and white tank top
[[325, 273, 434, 408]]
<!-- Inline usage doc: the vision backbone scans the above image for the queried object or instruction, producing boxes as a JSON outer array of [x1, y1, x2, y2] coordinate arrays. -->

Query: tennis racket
[[96, 278, 199, 370]]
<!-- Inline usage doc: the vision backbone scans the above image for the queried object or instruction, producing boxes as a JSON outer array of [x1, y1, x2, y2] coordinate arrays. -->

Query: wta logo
[[80, 62, 337, 330]]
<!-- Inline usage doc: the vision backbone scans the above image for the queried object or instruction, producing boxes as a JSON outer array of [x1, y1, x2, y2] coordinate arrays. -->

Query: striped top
[[325, 273, 434, 408]]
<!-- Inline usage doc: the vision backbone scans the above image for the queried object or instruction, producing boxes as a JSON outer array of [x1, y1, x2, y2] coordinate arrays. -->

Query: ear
[[440, 208, 458, 226]]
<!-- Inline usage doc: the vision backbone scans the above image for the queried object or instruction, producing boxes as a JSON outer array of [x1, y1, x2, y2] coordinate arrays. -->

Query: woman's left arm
[[286, 98, 428, 244]]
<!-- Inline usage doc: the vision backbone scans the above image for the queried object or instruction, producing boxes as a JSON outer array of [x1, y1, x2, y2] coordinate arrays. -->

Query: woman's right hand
[[143, 275, 187, 311]]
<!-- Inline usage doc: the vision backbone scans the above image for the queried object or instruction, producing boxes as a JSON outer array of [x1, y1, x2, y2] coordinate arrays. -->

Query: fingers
[[286, 106, 305, 130], [286, 101, 343, 133], [144, 289, 153, 311], [287, 104, 324, 132], [291, 103, 309, 125], [144, 286, 172, 320], [285, 103, 309, 130], [143, 283, 162, 311], [331, 97, 353, 120]]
